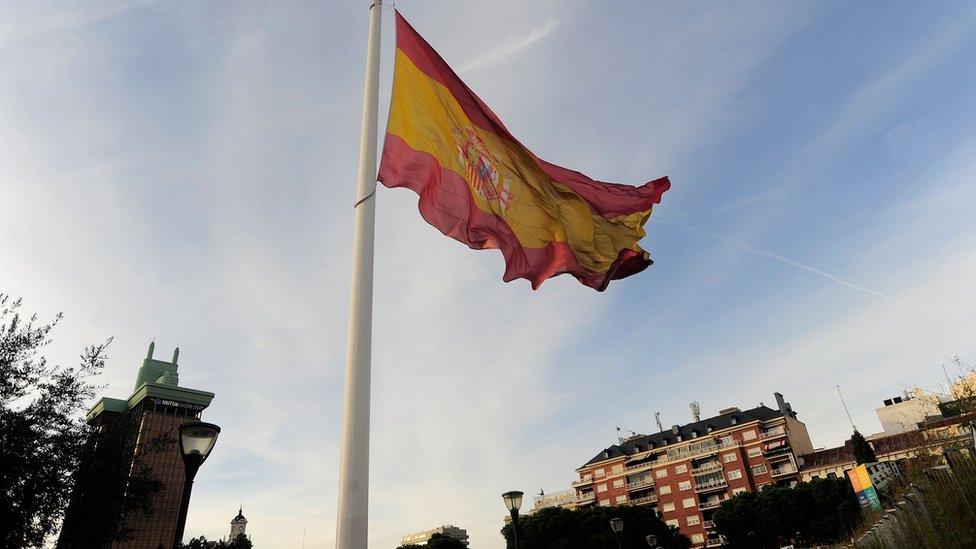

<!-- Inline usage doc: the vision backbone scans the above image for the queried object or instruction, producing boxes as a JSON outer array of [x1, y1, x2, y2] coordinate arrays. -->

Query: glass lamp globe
[[179, 422, 221, 459], [502, 491, 524, 513]]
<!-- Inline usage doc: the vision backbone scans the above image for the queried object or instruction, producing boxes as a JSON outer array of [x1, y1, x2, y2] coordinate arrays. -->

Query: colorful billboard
[[848, 464, 882, 510]]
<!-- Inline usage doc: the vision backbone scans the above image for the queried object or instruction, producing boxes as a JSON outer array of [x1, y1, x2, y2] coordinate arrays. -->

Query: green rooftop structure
[[59, 342, 216, 549]]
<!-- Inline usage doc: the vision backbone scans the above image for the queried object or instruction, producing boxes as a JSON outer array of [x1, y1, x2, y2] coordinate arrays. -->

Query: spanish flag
[[379, 12, 670, 291]]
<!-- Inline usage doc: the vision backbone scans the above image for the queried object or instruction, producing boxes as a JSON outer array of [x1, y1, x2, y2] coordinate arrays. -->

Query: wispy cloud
[[461, 17, 558, 71], [656, 218, 972, 327]]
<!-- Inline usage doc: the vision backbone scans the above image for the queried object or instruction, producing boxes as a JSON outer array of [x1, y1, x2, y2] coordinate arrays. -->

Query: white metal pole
[[336, 1, 382, 548]]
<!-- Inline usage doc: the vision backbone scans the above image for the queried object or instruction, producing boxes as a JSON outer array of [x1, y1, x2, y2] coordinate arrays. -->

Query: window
[[615, 495, 627, 504], [727, 470, 743, 480], [732, 487, 747, 495], [675, 464, 688, 474], [751, 464, 768, 475], [742, 430, 757, 441], [595, 469, 606, 477], [678, 480, 692, 491], [656, 469, 668, 478], [719, 435, 733, 445], [666, 519, 679, 528], [682, 497, 696, 508], [659, 485, 672, 495], [596, 483, 608, 493], [723, 453, 737, 463], [687, 515, 701, 526], [691, 534, 705, 543], [599, 499, 610, 506], [611, 464, 624, 474], [663, 502, 676, 512], [612, 479, 624, 488], [827, 472, 837, 480], [747, 447, 762, 458]]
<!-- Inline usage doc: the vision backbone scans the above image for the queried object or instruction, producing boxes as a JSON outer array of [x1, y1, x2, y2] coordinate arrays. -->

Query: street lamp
[[502, 491, 524, 549], [645, 534, 658, 547], [609, 517, 623, 549], [172, 421, 221, 549]]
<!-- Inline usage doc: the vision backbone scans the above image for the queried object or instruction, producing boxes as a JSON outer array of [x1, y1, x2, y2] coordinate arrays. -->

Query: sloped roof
[[580, 405, 784, 468]]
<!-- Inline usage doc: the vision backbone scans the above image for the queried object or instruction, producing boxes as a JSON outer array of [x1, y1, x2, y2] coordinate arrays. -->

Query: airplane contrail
[[655, 218, 971, 327]]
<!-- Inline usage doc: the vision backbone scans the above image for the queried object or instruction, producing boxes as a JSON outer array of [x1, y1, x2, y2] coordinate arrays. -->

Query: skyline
[[3, 1, 976, 548]]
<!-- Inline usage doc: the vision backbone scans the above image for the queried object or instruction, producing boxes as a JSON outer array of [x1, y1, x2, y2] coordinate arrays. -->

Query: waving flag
[[378, 12, 670, 291]]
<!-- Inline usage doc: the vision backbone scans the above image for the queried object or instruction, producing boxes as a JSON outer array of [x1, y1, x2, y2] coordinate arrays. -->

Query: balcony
[[694, 478, 728, 493], [572, 477, 594, 487], [631, 493, 659, 505], [691, 461, 723, 476], [702, 520, 716, 530], [625, 461, 655, 474], [577, 492, 595, 503], [770, 464, 798, 477], [760, 428, 786, 440], [705, 537, 726, 547], [627, 478, 655, 491], [699, 498, 726, 511]]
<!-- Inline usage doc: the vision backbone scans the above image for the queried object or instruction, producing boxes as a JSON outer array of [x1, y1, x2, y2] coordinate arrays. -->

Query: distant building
[[400, 525, 469, 547], [875, 389, 945, 435], [570, 392, 813, 548], [530, 489, 580, 512], [58, 343, 215, 549], [800, 412, 975, 481], [230, 507, 248, 541]]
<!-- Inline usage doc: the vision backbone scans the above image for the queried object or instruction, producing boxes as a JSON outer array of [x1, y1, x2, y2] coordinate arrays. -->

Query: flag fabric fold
[[378, 11, 670, 291]]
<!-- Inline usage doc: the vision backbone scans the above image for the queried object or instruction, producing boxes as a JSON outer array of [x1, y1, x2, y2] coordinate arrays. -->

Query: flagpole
[[336, 1, 382, 548]]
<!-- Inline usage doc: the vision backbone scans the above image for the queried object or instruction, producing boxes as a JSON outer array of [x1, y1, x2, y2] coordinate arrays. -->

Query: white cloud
[[461, 18, 558, 71]]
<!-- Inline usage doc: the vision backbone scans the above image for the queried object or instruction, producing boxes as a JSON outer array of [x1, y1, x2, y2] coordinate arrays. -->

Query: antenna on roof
[[690, 401, 701, 422], [654, 411, 663, 433], [836, 384, 857, 430]]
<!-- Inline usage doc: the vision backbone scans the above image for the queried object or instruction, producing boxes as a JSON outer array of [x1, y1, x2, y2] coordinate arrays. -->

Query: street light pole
[[609, 518, 623, 549], [502, 491, 524, 549], [172, 422, 221, 549]]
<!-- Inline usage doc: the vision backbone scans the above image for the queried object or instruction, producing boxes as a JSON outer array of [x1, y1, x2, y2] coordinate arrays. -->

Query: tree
[[851, 430, 877, 464], [500, 504, 691, 548], [0, 295, 111, 548], [713, 478, 862, 548], [396, 532, 466, 549], [228, 533, 254, 549]]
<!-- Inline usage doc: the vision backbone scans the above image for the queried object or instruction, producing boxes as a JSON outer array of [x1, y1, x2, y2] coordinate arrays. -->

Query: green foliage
[[0, 295, 112, 548], [713, 478, 862, 548], [500, 504, 691, 548], [851, 430, 877, 464], [181, 534, 253, 549], [396, 532, 466, 549], [228, 533, 254, 549]]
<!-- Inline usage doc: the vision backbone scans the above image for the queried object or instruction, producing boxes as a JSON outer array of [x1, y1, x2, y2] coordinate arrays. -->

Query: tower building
[[230, 507, 248, 540], [58, 343, 215, 549]]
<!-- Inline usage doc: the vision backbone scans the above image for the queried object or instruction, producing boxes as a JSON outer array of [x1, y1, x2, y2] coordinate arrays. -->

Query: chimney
[[774, 392, 795, 418], [671, 424, 680, 435]]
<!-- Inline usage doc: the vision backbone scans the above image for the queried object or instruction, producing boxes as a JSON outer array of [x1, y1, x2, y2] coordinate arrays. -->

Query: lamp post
[[645, 534, 658, 548], [609, 517, 623, 549], [172, 421, 221, 549], [502, 491, 524, 549]]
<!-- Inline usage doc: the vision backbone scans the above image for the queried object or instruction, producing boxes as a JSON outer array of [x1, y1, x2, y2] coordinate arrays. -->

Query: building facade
[[58, 343, 215, 549], [400, 525, 469, 547], [571, 393, 812, 548], [875, 389, 945, 436]]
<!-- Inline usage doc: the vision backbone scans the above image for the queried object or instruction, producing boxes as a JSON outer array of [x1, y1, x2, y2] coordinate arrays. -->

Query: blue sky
[[3, 1, 976, 547]]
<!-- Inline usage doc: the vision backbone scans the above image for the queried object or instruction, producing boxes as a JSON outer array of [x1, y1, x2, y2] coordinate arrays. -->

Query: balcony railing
[[770, 464, 798, 477], [702, 520, 716, 529], [699, 498, 726, 510], [760, 428, 786, 440], [705, 537, 726, 547], [631, 493, 659, 505], [572, 477, 593, 487], [694, 479, 728, 493], [577, 492, 595, 503], [624, 461, 655, 474], [691, 461, 723, 476], [627, 478, 655, 491]]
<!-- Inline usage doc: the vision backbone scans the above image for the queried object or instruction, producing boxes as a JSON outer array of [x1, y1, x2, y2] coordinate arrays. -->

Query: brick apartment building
[[571, 393, 813, 547]]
